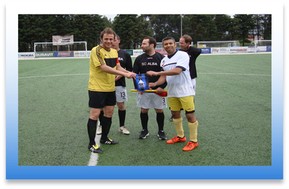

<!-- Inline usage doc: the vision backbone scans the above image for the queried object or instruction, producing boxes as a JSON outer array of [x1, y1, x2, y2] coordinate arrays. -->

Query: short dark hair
[[162, 36, 176, 44], [100, 27, 116, 40], [143, 36, 157, 48]]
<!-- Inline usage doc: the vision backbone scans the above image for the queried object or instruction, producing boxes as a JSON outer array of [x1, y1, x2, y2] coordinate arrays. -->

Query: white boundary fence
[[18, 45, 271, 59]]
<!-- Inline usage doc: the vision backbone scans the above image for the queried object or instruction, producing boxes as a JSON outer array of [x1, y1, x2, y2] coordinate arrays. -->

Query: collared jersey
[[160, 50, 194, 97], [88, 45, 120, 92]]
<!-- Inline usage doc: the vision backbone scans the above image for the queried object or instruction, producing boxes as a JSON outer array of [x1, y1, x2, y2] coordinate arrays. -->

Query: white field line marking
[[199, 72, 270, 77], [19, 73, 88, 79], [87, 121, 101, 166], [19, 72, 270, 80]]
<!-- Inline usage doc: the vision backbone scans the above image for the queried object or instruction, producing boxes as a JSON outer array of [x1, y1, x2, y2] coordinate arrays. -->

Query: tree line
[[18, 14, 271, 52]]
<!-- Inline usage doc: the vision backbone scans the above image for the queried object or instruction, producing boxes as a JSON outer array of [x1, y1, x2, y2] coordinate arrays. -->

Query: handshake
[[124, 72, 136, 79]]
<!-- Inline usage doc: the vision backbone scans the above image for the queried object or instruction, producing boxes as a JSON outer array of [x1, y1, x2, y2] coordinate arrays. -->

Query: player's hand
[[156, 87, 165, 93], [146, 71, 158, 76], [149, 82, 156, 88], [115, 75, 122, 81], [125, 72, 136, 79]]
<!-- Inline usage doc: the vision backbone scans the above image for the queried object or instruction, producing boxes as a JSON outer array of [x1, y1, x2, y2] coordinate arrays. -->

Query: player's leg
[[96, 110, 103, 135], [117, 101, 130, 135], [137, 93, 151, 139], [87, 91, 104, 153], [116, 86, 130, 135], [100, 92, 118, 145], [168, 78, 196, 122], [153, 94, 167, 140], [155, 108, 166, 140], [139, 107, 149, 139], [117, 101, 126, 126], [181, 96, 199, 151], [166, 97, 186, 144]]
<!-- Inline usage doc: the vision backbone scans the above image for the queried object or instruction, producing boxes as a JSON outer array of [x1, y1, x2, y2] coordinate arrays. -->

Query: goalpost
[[34, 41, 88, 58], [197, 40, 240, 48], [253, 40, 271, 53], [197, 40, 271, 54]]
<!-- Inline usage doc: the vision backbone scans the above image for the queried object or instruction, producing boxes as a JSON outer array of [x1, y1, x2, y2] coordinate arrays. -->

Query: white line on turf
[[19, 73, 88, 79], [87, 121, 101, 166], [199, 72, 270, 77], [18, 72, 270, 80]]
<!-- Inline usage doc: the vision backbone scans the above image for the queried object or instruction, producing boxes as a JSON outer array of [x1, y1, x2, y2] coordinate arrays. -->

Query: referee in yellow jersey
[[87, 27, 135, 153]]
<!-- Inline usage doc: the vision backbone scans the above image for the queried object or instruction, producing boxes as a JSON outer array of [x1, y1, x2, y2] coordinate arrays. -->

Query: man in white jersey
[[147, 36, 199, 152]]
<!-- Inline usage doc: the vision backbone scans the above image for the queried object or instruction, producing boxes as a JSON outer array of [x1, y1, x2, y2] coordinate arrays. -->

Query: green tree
[[113, 14, 152, 49], [18, 14, 111, 52], [261, 14, 271, 40], [18, 14, 271, 52], [72, 14, 108, 49], [231, 14, 255, 45], [147, 14, 181, 42], [181, 15, 218, 44], [214, 14, 234, 40]]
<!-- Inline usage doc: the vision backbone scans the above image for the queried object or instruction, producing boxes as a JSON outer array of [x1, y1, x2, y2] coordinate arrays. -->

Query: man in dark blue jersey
[[133, 36, 167, 140]]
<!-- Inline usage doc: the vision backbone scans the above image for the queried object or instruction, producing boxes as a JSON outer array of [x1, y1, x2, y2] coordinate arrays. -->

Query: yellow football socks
[[188, 120, 198, 142], [172, 118, 184, 138]]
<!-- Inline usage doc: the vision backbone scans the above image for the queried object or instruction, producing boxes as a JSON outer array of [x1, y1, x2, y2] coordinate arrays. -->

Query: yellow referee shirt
[[88, 45, 119, 92]]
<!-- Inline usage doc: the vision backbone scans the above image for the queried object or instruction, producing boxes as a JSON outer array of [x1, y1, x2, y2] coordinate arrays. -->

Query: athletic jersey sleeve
[[193, 48, 202, 58], [95, 46, 106, 66], [192, 47, 201, 58], [176, 66, 186, 71], [116, 55, 120, 65], [176, 52, 190, 71], [125, 52, 133, 72], [133, 56, 141, 73], [90, 47, 101, 68]]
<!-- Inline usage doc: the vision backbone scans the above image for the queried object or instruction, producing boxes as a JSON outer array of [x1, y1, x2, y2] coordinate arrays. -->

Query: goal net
[[250, 40, 271, 53], [34, 41, 88, 58], [197, 40, 240, 48]]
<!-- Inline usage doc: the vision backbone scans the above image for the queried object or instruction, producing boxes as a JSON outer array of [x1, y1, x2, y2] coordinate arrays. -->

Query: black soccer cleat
[[100, 138, 119, 145], [88, 144, 103, 153], [157, 130, 167, 140], [139, 129, 149, 139]]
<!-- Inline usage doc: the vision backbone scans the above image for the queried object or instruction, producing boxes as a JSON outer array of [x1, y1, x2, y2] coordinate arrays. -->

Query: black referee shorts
[[88, 90, 116, 108]]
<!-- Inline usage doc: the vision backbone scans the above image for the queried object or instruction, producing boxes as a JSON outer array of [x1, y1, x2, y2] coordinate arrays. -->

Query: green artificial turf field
[[18, 53, 271, 166]]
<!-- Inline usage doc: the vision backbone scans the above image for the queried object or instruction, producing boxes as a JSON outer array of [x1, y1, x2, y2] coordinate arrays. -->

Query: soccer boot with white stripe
[[157, 130, 167, 140], [139, 129, 149, 139], [100, 138, 119, 145], [88, 144, 103, 153]]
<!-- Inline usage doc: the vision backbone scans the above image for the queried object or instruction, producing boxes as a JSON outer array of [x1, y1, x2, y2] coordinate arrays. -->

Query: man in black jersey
[[179, 34, 201, 92], [133, 36, 167, 140], [97, 34, 133, 135], [113, 34, 133, 134]]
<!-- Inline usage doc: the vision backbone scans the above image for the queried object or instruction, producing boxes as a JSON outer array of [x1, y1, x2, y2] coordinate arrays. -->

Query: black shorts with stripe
[[88, 90, 116, 108]]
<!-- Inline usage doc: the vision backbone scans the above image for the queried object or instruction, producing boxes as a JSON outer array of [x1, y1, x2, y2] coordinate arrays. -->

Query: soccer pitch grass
[[18, 54, 271, 166]]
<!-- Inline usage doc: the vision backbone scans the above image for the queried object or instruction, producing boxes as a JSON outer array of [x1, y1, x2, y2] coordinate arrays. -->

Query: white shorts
[[136, 93, 167, 109], [191, 78, 196, 95], [115, 86, 128, 102]]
